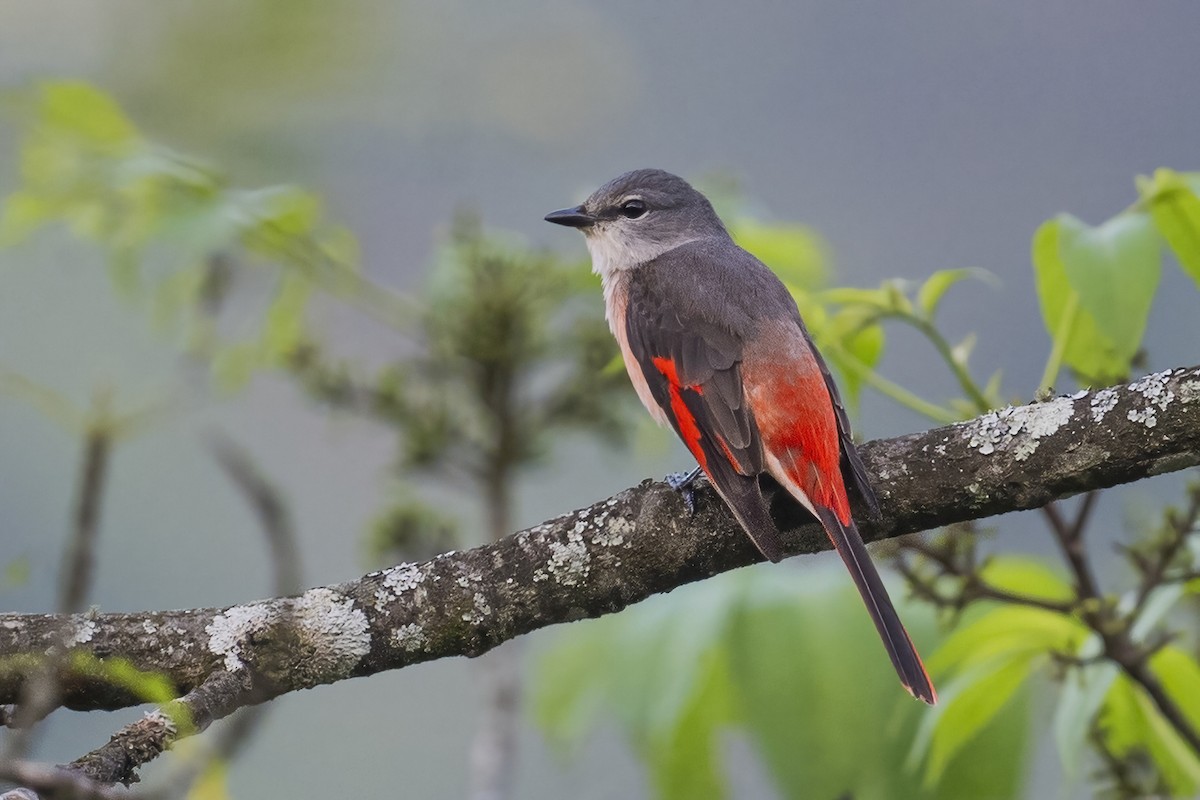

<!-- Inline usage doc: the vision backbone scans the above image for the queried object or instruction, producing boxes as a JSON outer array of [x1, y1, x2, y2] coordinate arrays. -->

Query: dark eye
[[620, 199, 647, 219]]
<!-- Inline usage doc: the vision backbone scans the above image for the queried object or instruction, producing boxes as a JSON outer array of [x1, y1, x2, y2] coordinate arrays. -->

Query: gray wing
[[624, 264, 784, 562]]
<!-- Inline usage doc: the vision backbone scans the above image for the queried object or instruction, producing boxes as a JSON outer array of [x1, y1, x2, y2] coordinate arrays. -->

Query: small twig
[[1131, 482, 1200, 615], [898, 540, 1075, 615], [209, 436, 303, 597], [60, 429, 110, 614], [1045, 494, 1103, 603], [68, 669, 258, 789], [1044, 490, 1200, 759]]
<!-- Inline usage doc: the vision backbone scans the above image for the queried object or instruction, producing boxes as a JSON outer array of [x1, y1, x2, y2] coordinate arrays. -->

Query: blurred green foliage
[[534, 568, 1029, 800], [0, 81, 376, 392]]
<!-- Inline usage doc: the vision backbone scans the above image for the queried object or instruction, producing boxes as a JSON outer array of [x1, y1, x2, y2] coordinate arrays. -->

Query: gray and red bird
[[546, 169, 936, 705]]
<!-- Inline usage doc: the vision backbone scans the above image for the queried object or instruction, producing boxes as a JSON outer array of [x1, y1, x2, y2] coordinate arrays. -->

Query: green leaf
[[531, 617, 615, 754], [1140, 168, 1200, 289], [0, 191, 53, 245], [236, 186, 320, 237], [820, 285, 895, 310], [211, 341, 262, 392], [914, 652, 1038, 784], [978, 556, 1073, 603], [1032, 217, 1127, 382], [934, 677, 1029, 800], [646, 648, 734, 800], [1129, 583, 1185, 644], [1057, 212, 1160, 355], [928, 605, 1085, 675], [262, 273, 311, 360], [916, 268, 990, 320], [1102, 673, 1200, 795], [34, 81, 138, 148], [1054, 658, 1119, 781], [1150, 646, 1200, 739], [823, 306, 886, 406], [729, 572, 902, 800]]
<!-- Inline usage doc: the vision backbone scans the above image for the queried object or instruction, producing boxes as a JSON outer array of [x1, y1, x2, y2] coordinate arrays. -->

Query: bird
[[545, 169, 936, 704]]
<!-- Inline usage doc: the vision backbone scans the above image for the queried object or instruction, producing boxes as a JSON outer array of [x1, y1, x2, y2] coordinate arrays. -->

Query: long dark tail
[[814, 505, 937, 704]]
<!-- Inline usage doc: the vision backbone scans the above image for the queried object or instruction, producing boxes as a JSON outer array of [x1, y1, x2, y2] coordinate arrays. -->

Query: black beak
[[544, 205, 595, 229]]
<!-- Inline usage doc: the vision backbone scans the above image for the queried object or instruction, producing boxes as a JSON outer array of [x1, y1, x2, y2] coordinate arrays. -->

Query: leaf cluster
[[533, 568, 1028, 800]]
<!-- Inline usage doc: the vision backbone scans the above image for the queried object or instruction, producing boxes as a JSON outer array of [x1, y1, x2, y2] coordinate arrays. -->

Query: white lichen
[[461, 591, 493, 625], [206, 602, 276, 672], [966, 396, 1074, 461], [70, 618, 97, 645], [375, 562, 427, 611], [1126, 369, 1176, 429], [1090, 388, 1118, 424], [384, 563, 425, 593]]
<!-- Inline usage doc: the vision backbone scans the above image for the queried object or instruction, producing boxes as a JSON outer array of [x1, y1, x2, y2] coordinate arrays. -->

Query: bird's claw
[[665, 466, 703, 514]]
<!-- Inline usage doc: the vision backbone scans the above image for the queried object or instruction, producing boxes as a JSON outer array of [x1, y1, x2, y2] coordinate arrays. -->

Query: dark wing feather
[[625, 272, 783, 562]]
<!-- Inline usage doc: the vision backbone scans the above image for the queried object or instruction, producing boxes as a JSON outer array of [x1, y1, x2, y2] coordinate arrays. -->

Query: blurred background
[[2, 2, 1200, 798]]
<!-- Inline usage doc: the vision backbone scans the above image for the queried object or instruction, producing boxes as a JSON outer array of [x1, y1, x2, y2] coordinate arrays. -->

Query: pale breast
[[602, 270, 671, 427]]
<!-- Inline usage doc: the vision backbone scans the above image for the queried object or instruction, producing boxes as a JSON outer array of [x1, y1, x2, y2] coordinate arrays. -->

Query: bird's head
[[545, 168, 727, 276]]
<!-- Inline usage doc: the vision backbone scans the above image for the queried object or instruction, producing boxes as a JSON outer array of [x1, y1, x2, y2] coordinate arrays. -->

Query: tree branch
[[1, 366, 1198, 764]]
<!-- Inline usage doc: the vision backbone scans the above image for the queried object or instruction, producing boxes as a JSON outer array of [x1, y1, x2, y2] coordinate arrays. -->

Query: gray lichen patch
[[393, 622, 428, 652], [289, 587, 371, 681], [592, 516, 633, 548], [205, 602, 276, 672], [539, 529, 591, 586], [1180, 379, 1200, 404], [966, 396, 1075, 460]]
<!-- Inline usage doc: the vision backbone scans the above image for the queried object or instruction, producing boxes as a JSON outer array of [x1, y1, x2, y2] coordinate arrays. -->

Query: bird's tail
[[814, 505, 937, 705]]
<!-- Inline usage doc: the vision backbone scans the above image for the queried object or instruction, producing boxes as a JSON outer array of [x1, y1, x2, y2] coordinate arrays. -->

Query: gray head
[[545, 169, 728, 275]]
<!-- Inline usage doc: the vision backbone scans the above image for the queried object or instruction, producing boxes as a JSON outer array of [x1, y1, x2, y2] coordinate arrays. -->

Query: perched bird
[[545, 169, 936, 704]]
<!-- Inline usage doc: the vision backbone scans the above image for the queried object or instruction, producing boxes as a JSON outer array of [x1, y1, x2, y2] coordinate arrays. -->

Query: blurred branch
[[1, 400, 116, 770], [1044, 490, 1200, 758], [0, 366, 1198, 793], [0, 440, 303, 797], [210, 436, 303, 598], [60, 427, 111, 615]]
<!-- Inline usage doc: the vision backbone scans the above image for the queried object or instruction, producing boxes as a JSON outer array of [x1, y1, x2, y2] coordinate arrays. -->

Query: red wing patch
[[652, 357, 708, 470], [744, 356, 852, 524]]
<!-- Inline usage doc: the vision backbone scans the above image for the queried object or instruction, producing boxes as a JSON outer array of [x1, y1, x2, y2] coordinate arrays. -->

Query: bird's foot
[[665, 466, 703, 514]]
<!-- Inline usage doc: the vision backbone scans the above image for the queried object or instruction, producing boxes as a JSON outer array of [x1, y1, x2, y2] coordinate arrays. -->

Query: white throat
[[583, 224, 698, 278]]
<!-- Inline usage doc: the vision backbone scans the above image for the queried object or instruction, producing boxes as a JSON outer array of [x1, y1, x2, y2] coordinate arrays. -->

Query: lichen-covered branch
[[1, 366, 1199, 751]]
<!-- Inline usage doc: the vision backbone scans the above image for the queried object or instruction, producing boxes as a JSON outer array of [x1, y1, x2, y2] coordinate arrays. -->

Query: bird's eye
[[620, 199, 647, 219]]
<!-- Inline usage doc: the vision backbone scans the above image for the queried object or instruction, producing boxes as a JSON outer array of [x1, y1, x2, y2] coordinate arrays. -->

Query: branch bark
[[2, 366, 1199, 774]]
